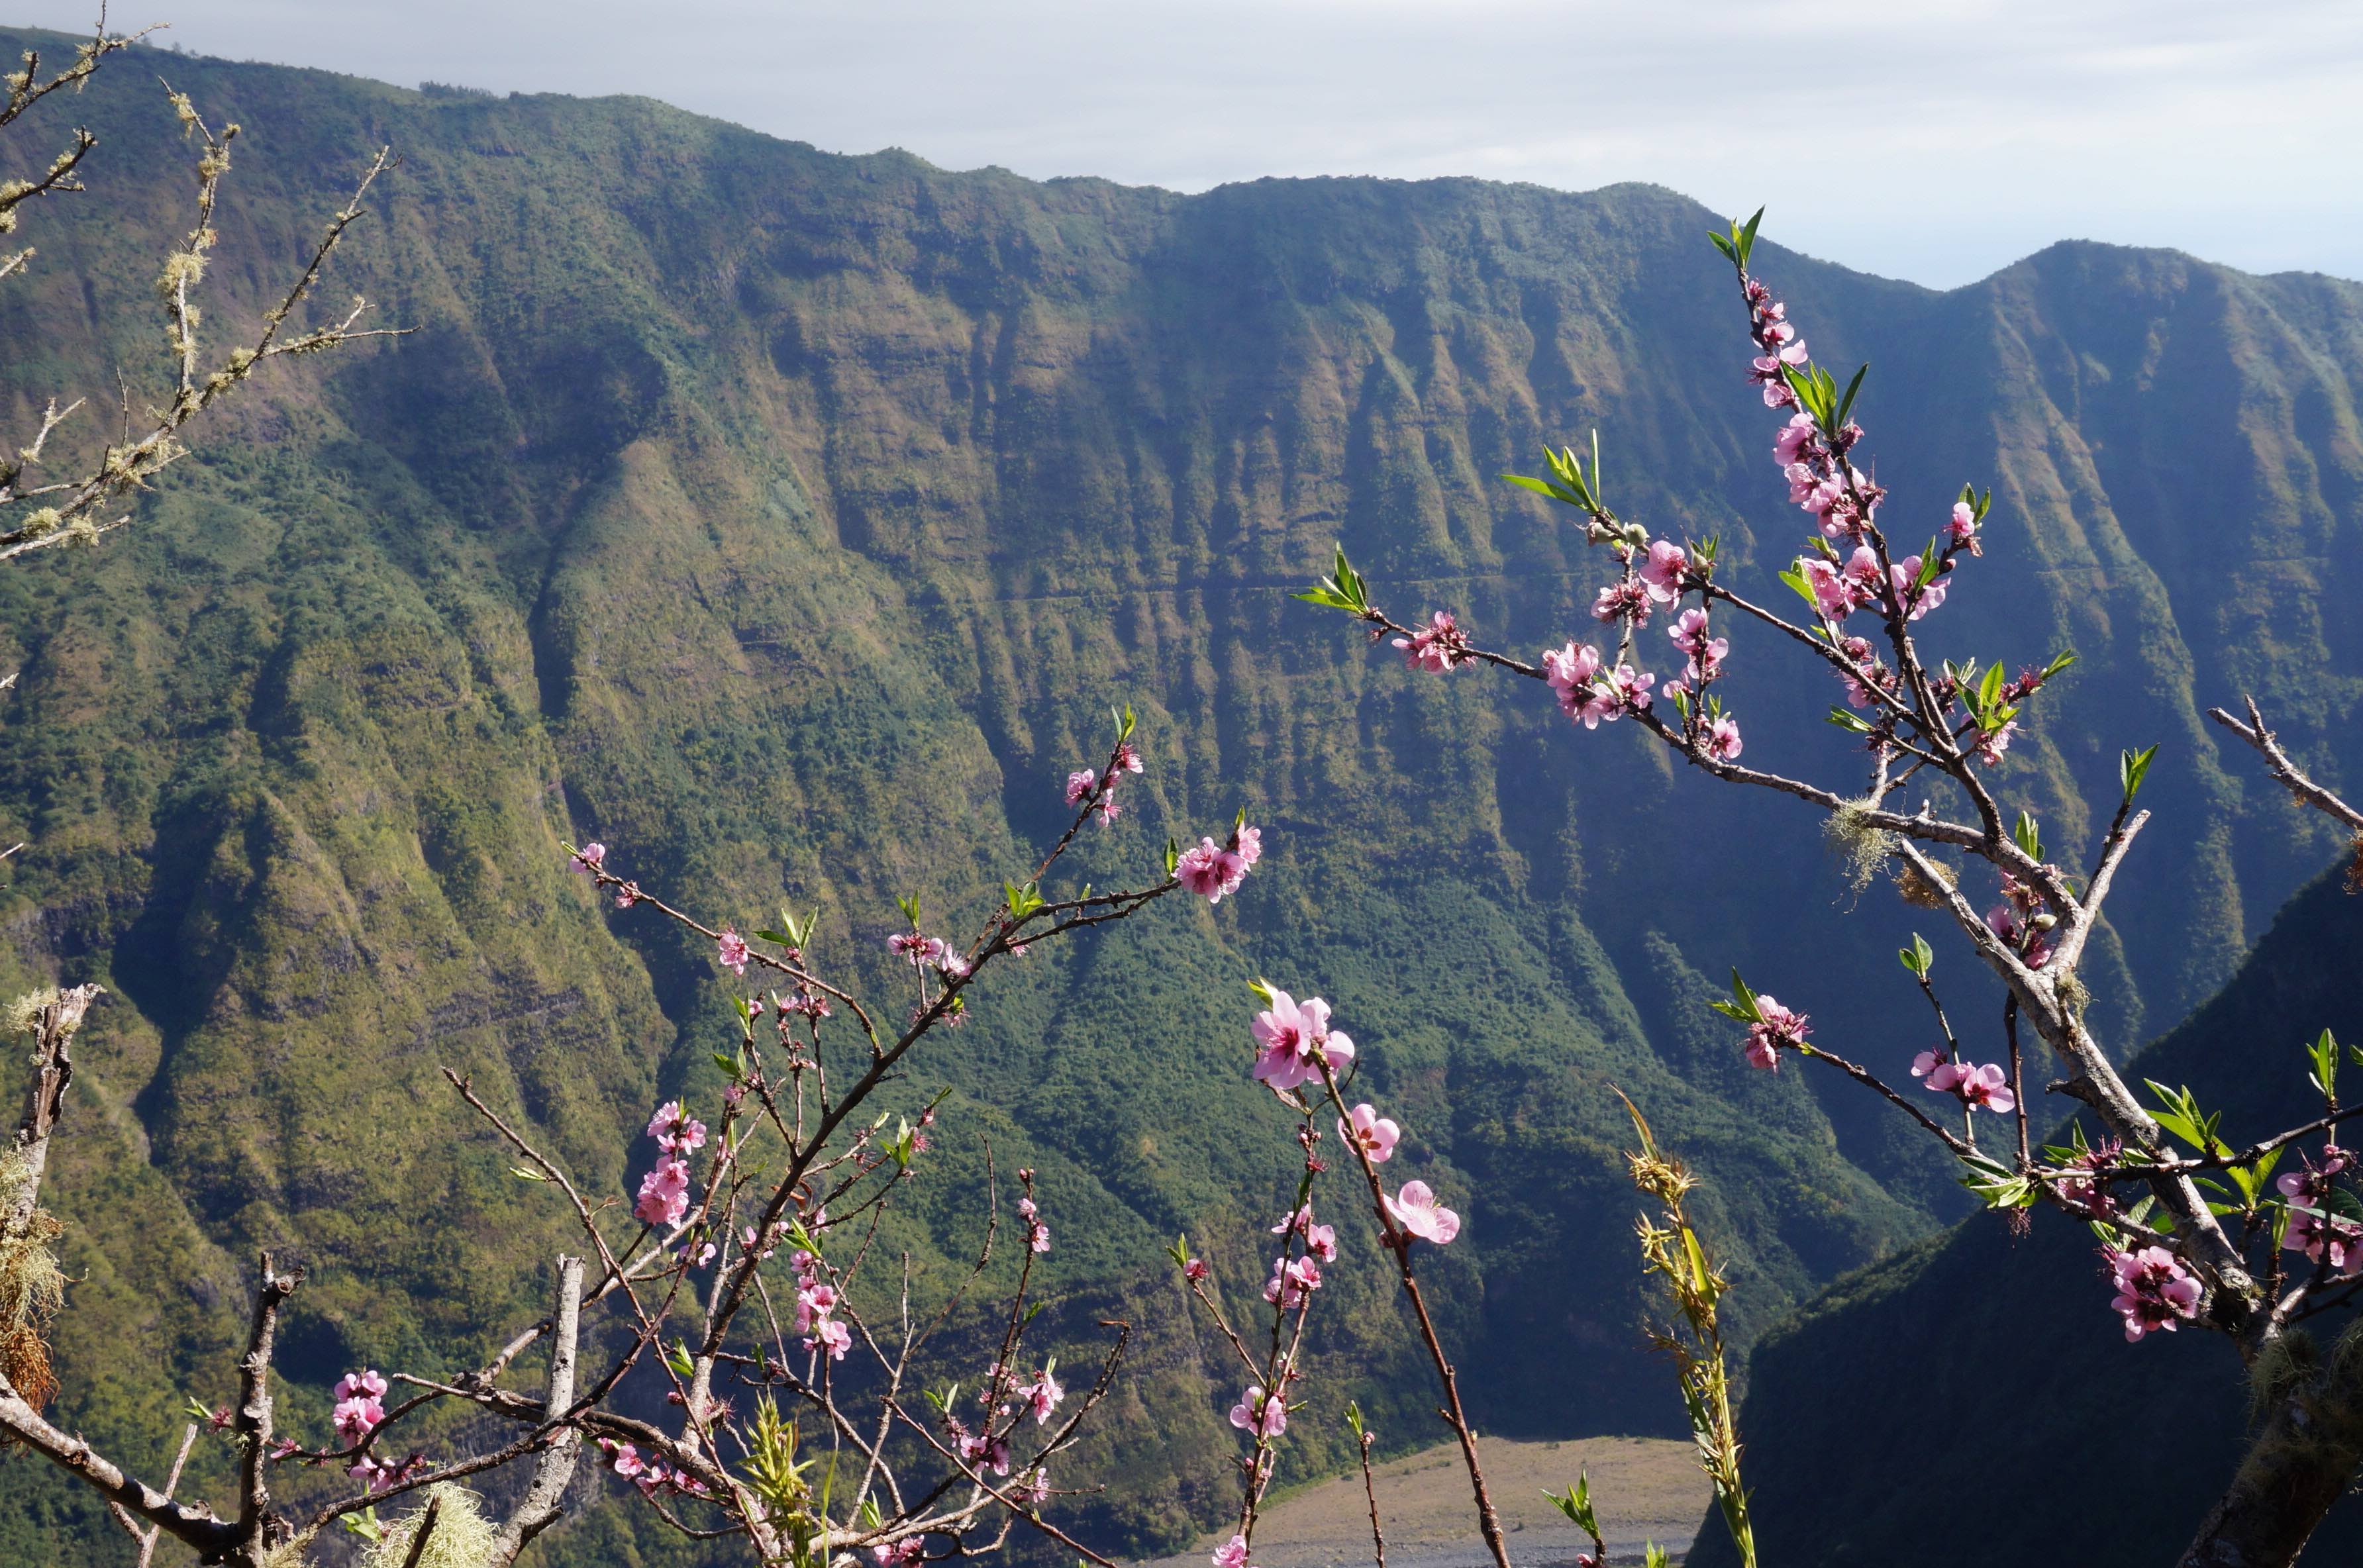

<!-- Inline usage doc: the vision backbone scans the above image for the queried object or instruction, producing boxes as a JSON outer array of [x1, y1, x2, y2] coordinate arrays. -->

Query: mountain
[[1687, 861, 2363, 1565], [0, 26, 2358, 1563]]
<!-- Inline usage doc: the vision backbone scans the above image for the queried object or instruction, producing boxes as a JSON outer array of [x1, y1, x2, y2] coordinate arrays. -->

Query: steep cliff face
[[1687, 863, 2363, 1566], [0, 30, 2357, 1561]]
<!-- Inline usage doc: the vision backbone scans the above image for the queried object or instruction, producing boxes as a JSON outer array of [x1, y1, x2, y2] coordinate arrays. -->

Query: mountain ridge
[[0, 26, 2356, 1561]]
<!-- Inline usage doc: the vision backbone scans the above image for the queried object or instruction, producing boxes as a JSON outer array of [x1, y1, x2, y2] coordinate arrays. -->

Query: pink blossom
[[1774, 413, 1817, 464], [1249, 989, 1356, 1091], [1383, 1180, 1462, 1246], [1264, 1253, 1323, 1308], [1391, 610, 1467, 673], [1340, 1102, 1401, 1163], [716, 928, 750, 977], [1608, 663, 1654, 714], [1742, 996, 1809, 1072], [1948, 500, 1982, 554], [1229, 1385, 1288, 1438], [1183, 1257, 1211, 1281], [1542, 642, 1616, 728], [1066, 769, 1097, 805], [570, 842, 605, 876], [794, 1282, 839, 1335], [1232, 822, 1263, 868], [1178, 837, 1250, 904], [1910, 1047, 1947, 1081], [958, 1429, 1013, 1475], [1113, 741, 1144, 774], [806, 1316, 852, 1361], [1591, 578, 1652, 627], [648, 1101, 707, 1154], [1801, 557, 1856, 621], [1925, 1060, 2017, 1114], [601, 1438, 645, 1478], [1213, 1535, 1250, 1568], [2105, 1246, 2201, 1341], [1638, 541, 1690, 604], [1704, 714, 1742, 761], [1025, 1367, 1064, 1424], [1888, 557, 1947, 621], [2284, 1208, 2363, 1277], [1975, 720, 2017, 767], [635, 1157, 692, 1226], [334, 1369, 388, 1402], [332, 1395, 383, 1447], [874, 1539, 925, 1567]]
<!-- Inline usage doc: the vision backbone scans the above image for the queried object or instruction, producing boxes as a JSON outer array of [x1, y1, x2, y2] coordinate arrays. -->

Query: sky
[[18, 0, 2363, 289]]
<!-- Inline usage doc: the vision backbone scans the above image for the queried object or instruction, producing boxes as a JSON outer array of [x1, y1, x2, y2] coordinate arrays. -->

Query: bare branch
[[2210, 697, 2363, 835], [492, 1255, 584, 1561]]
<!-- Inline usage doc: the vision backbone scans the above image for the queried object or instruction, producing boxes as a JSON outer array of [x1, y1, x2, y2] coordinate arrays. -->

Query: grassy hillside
[[0, 27, 2357, 1562]]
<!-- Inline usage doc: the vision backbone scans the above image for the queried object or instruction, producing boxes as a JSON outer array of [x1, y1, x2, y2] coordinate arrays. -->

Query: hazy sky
[[19, 1, 2362, 288]]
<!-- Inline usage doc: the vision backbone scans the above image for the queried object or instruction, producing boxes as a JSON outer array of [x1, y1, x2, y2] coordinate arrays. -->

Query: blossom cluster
[[2279, 1148, 2362, 1277], [598, 1436, 711, 1500], [1984, 873, 2056, 968], [1178, 820, 1262, 904], [1244, 991, 1458, 1249], [1066, 738, 1144, 824], [1909, 1049, 2017, 1114], [792, 1247, 852, 1361], [1739, 996, 1809, 1072], [1393, 610, 1471, 672], [636, 1099, 707, 1226], [2104, 1246, 2201, 1341], [888, 929, 972, 980]]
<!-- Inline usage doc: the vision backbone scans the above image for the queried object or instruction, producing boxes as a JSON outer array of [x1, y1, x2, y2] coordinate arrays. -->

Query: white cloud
[[21, 0, 2361, 287]]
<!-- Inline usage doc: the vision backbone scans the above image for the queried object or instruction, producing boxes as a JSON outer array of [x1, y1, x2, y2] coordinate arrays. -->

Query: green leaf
[[1836, 362, 1869, 427], [1004, 880, 1045, 919], [1709, 228, 1737, 263], [2119, 745, 2158, 805], [1163, 836, 1180, 877], [2044, 649, 2078, 679], [664, 1340, 695, 1378], [1778, 565, 1819, 611], [1727, 968, 1762, 1024], [1915, 542, 1942, 588], [1295, 542, 1372, 614], [1958, 1150, 2039, 1209], [2012, 810, 2043, 864], [1738, 205, 1765, 270], [2309, 1027, 2339, 1102], [509, 1164, 548, 1181], [1899, 934, 1935, 977], [1502, 471, 1582, 506], [1827, 705, 1874, 734], [1978, 662, 2007, 713]]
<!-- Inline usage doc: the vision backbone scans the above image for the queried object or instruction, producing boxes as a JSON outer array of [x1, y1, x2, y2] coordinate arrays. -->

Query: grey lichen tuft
[[1823, 796, 1900, 901], [0, 1149, 66, 1407], [361, 1485, 502, 1568]]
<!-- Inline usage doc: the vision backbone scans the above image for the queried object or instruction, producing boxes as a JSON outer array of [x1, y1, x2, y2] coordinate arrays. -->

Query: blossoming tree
[[1295, 207, 2363, 1567]]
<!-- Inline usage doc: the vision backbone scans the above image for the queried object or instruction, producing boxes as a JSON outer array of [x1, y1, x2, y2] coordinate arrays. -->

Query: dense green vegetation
[[0, 26, 2356, 1561]]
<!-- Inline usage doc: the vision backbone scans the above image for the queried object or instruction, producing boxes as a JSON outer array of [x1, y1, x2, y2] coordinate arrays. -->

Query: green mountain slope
[[0, 29, 2356, 1561], [1687, 861, 2363, 1565]]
